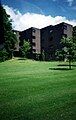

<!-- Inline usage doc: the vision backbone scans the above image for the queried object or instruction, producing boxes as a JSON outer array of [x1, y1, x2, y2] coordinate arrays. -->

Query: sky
[[1, 0, 76, 31]]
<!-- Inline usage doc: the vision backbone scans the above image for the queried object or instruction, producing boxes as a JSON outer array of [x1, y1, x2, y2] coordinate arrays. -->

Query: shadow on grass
[[49, 67, 72, 71], [58, 64, 76, 67], [18, 58, 27, 60]]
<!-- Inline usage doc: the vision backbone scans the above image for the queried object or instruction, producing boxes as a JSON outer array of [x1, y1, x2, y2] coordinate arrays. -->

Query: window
[[32, 36, 36, 39], [50, 37, 53, 41], [49, 44, 54, 48], [63, 25, 67, 30], [32, 49, 36, 52], [32, 42, 36, 46], [32, 29, 36, 33], [63, 34, 67, 38], [50, 30, 53, 33]]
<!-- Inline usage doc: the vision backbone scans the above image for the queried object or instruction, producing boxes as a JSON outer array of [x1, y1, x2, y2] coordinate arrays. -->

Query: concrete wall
[[32, 27, 41, 54], [13, 31, 20, 52]]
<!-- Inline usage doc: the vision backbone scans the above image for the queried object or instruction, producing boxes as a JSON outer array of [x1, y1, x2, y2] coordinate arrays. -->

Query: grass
[[0, 58, 76, 120]]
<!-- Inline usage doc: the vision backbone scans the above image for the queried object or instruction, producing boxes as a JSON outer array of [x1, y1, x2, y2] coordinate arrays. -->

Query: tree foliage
[[42, 50, 45, 61], [0, 4, 17, 61], [0, 48, 8, 62], [20, 40, 31, 58], [73, 26, 76, 43], [56, 37, 76, 69]]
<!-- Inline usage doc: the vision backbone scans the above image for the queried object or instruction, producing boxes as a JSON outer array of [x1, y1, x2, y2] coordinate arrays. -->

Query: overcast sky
[[1, 0, 76, 31]]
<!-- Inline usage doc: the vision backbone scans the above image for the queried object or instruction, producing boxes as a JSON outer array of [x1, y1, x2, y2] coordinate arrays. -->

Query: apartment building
[[13, 22, 73, 60], [19, 27, 41, 59], [13, 30, 20, 56], [41, 22, 73, 60]]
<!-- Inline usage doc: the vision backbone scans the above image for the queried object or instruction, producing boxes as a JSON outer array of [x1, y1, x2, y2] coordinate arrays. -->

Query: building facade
[[14, 22, 73, 60], [13, 30, 20, 56], [41, 22, 73, 60], [19, 27, 41, 59]]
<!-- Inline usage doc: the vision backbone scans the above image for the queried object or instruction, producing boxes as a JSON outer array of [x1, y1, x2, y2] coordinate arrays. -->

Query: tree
[[0, 48, 8, 62], [20, 40, 31, 58], [73, 26, 76, 43], [56, 37, 76, 69], [0, 4, 17, 60], [42, 49, 45, 61]]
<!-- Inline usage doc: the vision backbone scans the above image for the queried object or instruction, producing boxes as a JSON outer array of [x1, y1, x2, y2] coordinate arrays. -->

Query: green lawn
[[0, 59, 76, 120]]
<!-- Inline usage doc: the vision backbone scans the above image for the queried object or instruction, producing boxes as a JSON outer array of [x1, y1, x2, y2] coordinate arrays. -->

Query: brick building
[[13, 30, 20, 56], [41, 22, 73, 60], [19, 27, 41, 59], [13, 22, 73, 60]]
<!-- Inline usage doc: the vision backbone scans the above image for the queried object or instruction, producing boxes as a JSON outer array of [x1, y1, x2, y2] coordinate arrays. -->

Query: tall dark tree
[[0, 3, 4, 45], [0, 4, 17, 60]]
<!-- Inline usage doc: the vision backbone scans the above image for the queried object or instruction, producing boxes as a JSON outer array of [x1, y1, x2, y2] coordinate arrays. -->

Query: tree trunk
[[69, 60, 71, 70], [11, 50, 14, 59]]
